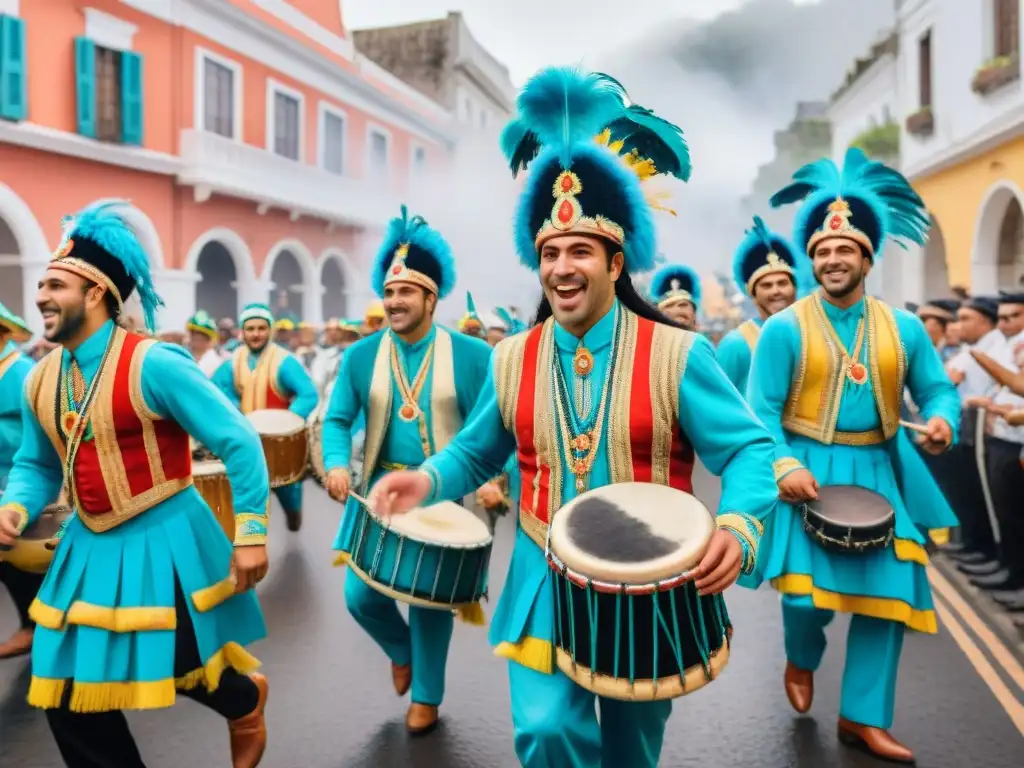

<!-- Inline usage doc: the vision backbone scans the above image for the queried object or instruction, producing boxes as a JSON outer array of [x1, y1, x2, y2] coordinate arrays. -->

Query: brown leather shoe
[[392, 662, 411, 696], [784, 661, 813, 714], [838, 718, 915, 764], [228, 673, 269, 768], [0, 627, 33, 660], [406, 702, 439, 735]]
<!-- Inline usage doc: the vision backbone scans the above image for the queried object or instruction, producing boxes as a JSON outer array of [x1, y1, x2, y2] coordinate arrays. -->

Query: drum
[[190, 436, 216, 463], [246, 409, 308, 488], [346, 501, 492, 611], [193, 460, 235, 542], [800, 485, 894, 554], [546, 483, 730, 702], [0, 502, 73, 574]]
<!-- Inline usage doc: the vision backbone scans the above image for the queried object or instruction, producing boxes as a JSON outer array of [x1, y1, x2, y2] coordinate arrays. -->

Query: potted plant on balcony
[[851, 122, 899, 163], [905, 106, 933, 137], [972, 55, 1020, 96]]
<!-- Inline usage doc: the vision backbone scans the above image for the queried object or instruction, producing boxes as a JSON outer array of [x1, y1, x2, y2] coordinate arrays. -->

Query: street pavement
[[1, 465, 1023, 767]]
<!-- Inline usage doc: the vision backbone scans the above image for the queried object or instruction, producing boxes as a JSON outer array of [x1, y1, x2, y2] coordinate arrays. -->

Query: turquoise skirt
[[28, 487, 266, 712], [759, 435, 938, 633]]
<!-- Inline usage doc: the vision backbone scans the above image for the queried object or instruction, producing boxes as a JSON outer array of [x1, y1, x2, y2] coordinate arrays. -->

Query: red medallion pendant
[[399, 403, 419, 422], [848, 362, 867, 385], [573, 347, 594, 377], [62, 411, 79, 436]]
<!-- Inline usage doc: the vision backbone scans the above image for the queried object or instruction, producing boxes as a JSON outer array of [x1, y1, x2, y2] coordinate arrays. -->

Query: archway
[[0, 183, 51, 336], [973, 181, 1024, 295], [87, 198, 165, 270], [0, 217, 22, 318], [923, 219, 951, 299], [184, 228, 257, 320], [263, 240, 316, 321], [319, 250, 348, 320]]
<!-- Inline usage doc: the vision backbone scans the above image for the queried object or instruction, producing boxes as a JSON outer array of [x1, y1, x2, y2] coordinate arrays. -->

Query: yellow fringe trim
[[494, 636, 554, 675], [66, 603, 176, 632], [29, 598, 66, 630], [191, 577, 237, 613], [893, 538, 929, 566], [457, 602, 486, 626], [334, 551, 350, 567], [771, 574, 937, 634], [929, 528, 950, 546], [26, 642, 261, 713]]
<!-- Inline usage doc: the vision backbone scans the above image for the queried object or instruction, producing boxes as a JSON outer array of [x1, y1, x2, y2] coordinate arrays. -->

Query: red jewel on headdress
[[392, 265, 402, 275], [557, 200, 574, 224], [560, 175, 575, 193], [829, 215, 842, 231]]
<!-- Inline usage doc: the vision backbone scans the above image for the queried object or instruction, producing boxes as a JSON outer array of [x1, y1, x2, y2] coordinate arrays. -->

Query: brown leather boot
[[228, 673, 269, 768], [0, 627, 33, 659], [392, 662, 411, 696], [838, 717, 915, 764], [784, 661, 813, 714], [406, 702, 439, 735]]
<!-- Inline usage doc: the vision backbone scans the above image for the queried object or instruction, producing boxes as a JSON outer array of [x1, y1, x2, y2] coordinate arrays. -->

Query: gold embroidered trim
[[519, 506, 548, 549], [429, 327, 461, 456], [49, 258, 123, 306], [746, 262, 795, 294], [866, 298, 905, 440], [782, 295, 844, 443], [130, 339, 166, 486], [773, 457, 804, 482], [534, 319, 561, 521], [832, 428, 886, 446], [649, 324, 694, 486], [0, 349, 20, 380], [1, 503, 29, 533], [737, 320, 761, 352], [27, 350, 67, 466], [361, 332, 394, 493], [608, 310, 637, 484], [234, 344, 289, 414], [494, 332, 528, 433]]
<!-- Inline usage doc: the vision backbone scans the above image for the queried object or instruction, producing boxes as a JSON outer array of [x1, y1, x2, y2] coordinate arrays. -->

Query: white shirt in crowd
[[946, 328, 1016, 399], [196, 347, 226, 378]]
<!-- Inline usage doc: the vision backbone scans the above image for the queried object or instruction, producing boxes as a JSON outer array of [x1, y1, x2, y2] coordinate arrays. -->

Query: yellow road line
[[929, 567, 1024, 694], [934, 598, 1024, 736]]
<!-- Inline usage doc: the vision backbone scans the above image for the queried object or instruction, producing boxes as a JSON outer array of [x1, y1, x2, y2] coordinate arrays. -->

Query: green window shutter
[[74, 36, 95, 138], [0, 15, 27, 121], [120, 50, 143, 145]]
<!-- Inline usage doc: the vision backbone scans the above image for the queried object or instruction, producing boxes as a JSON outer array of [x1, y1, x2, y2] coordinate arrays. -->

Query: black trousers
[[44, 581, 260, 768], [985, 436, 1024, 579], [0, 561, 44, 629], [940, 435, 997, 557]]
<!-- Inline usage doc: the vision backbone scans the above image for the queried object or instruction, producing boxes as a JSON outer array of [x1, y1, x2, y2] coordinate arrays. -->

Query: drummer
[[715, 216, 800, 393], [369, 68, 777, 768], [0, 301, 41, 660], [321, 205, 492, 735], [0, 202, 271, 766], [750, 148, 960, 763], [649, 262, 701, 331], [213, 304, 317, 531]]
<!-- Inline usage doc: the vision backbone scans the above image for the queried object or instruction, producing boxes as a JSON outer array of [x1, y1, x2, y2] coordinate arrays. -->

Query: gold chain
[[552, 356, 613, 494], [390, 336, 434, 421]]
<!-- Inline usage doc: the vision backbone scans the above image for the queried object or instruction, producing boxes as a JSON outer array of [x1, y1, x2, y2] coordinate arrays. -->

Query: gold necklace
[[816, 293, 868, 385], [390, 336, 434, 422]]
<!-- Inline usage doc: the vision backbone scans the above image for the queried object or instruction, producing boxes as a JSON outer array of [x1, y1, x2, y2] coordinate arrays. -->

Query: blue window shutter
[[0, 15, 27, 121], [74, 36, 95, 138], [121, 50, 142, 145]]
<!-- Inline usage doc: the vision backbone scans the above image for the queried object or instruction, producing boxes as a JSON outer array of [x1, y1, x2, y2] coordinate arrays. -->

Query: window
[[412, 145, 427, 174], [368, 128, 389, 173], [74, 37, 143, 144], [918, 30, 932, 108], [0, 14, 27, 122], [995, 0, 1020, 59], [267, 81, 303, 161], [203, 57, 236, 138], [319, 106, 346, 175]]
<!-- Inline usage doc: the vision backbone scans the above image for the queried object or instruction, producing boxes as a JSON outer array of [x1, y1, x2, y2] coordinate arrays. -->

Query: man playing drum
[[716, 216, 800, 394], [322, 205, 492, 735], [0, 202, 272, 767], [0, 301, 42, 660], [214, 304, 317, 531], [750, 148, 961, 764], [368, 67, 778, 768]]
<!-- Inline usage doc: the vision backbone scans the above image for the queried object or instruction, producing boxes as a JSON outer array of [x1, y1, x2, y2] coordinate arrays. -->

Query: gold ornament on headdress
[[745, 250, 796, 294], [805, 197, 874, 256], [383, 242, 439, 295]]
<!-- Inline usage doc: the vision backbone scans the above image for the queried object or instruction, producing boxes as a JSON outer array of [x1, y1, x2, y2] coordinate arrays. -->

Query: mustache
[[37, 304, 60, 313]]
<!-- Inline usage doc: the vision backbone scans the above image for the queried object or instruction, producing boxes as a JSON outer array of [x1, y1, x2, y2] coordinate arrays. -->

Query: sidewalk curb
[[933, 555, 1024, 669]]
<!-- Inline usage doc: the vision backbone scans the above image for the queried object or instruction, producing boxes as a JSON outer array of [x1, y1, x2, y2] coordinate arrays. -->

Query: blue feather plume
[[371, 205, 457, 300], [769, 147, 930, 259], [495, 306, 525, 335], [650, 264, 701, 308], [604, 104, 692, 182], [61, 200, 164, 332]]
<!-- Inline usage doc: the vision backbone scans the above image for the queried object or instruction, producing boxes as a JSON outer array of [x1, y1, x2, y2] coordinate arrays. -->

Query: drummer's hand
[[370, 470, 431, 518], [232, 545, 269, 592], [0, 507, 24, 547], [777, 469, 819, 504], [691, 530, 743, 596], [326, 468, 351, 503], [1005, 409, 1024, 427], [919, 416, 953, 455], [476, 482, 505, 509]]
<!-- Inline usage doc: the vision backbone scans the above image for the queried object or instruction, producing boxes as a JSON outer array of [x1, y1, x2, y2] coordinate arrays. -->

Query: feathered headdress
[[733, 216, 801, 296], [51, 201, 164, 332], [769, 147, 930, 260], [650, 264, 701, 311], [495, 306, 526, 335], [459, 291, 483, 333], [371, 205, 456, 299], [500, 67, 691, 273]]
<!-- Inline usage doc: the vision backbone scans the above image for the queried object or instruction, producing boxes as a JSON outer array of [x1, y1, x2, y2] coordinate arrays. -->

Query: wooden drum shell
[[193, 463, 235, 542]]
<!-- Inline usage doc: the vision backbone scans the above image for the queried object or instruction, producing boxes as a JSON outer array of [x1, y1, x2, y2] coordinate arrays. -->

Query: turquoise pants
[[782, 594, 904, 728], [274, 481, 302, 517], [508, 661, 672, 768], [344, 572, 454, 706]]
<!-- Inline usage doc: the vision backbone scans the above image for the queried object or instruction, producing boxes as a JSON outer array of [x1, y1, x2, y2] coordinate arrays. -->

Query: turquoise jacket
[[212, 345, 318, 420], [715, 317, 763, 395], [0, 340, 33, 485]]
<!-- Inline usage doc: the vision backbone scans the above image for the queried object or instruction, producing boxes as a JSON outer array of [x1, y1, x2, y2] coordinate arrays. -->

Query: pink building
[[0, 0, 455, 334]]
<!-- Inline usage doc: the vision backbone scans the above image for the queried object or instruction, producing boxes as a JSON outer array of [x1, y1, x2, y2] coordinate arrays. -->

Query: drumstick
[[899, 419, 929, 436], [349, 490, 373, 510]]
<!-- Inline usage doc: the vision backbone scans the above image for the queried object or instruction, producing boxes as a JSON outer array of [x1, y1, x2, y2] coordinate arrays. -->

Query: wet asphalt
[[1, 464, 1022, 767]]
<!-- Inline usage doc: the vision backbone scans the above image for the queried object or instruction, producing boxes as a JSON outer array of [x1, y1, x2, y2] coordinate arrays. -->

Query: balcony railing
[[178, 130, 399, 229]]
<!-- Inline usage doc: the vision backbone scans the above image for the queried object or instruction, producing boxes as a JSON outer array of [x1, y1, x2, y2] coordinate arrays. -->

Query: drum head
[[387, 502, 492, 548], [193, 460, 227, 477], [808, 485, 893, 527], [22, 506, 72, 540], [247, 409, 305, 435], [550, 483, 714, 584]]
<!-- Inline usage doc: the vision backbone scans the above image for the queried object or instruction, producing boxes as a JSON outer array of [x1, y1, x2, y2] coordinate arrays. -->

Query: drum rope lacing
[[551, 305, 623, 494]]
